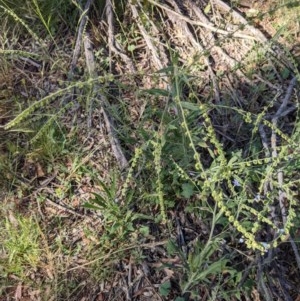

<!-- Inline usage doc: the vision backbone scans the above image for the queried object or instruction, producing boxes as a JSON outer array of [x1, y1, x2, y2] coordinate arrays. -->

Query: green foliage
[[1, 0, 300, 299], [0, 0, 79, 38], [85, 174, 153, 239], [129, 65, 299, 254], [159, 280, 171, 297], [0, 214, 41, 279]]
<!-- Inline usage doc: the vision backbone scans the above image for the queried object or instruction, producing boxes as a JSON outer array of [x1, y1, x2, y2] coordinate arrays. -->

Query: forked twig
[[187, 0, 251, 83], [129, 3, 164, 70], [213, 0, 293, 69], [101, 107, 129, 169], [129, 1, 169, 90], [289, 238, 300, 271], [257, 255, 272, 301], [106, 0, 136, 72]]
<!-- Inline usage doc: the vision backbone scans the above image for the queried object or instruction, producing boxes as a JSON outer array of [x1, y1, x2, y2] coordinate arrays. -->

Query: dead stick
[[83, 32, 128, 169], [70, 0, 94, 75], [212, 0, 267, 42], [271, 77, 296, 225], [148, 0, 259, 40], [106, 0, 136, 72]]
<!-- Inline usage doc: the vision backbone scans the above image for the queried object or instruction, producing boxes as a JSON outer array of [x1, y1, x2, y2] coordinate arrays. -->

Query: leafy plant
[[0, 213, 41, 279], [85, 173, 152, 239]]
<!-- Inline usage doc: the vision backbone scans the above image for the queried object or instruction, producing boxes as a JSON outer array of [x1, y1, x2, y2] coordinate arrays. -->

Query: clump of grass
[[0, 0, 79, 40], [0, 213, 41, 279]]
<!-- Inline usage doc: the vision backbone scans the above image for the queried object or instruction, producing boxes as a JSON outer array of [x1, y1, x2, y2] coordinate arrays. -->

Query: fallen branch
[[212, 0, 268, 42], [188, 0, 251, 83], [83, 33, 128, 169], [70, 0, 94, 76], [106, 0, 136, 73], [130, 2, 164, 70], [271, 77, 297, 225], [165, 0, 220, 102], [148, 0, 260, 40]]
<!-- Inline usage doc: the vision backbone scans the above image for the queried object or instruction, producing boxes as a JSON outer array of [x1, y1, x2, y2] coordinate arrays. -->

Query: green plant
[[173, 67, 298, 252], [0, 213, 41, 279], [1, 0, 300, 299], [85, 172, 153, 239], [0, 0, 79, 38]]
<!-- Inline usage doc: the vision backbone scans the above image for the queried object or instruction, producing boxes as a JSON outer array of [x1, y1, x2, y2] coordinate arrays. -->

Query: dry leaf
[[14, 282, 22, 300], [36, 162, 45, 177], [8, 211, 19, 228]]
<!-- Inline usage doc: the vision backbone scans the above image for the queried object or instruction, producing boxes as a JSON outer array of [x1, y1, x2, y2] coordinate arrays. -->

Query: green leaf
[[97, 180, 114, 199], [167, 124, 178, 130], [142, 88, 169, 96], [181, 183, 194, 198], [128, 44, 136, 52], [228, 155, 239, 165], [126, 222, 134, 232], [194, 259, 229, 282], [159, 281, 171, 297], [7, 128, 35, 133], [139, 226, 150, 236], [155, 65, 174, 74], [90, 193, 107, 207], [166, 239, 178, 255], [83, 202, 102, 210], [180, 101, 199, 111], [198, 141, 208, 148], [131, 213, 153, 221], [281, 67, 290, 79], [204, 3, 211, 14]]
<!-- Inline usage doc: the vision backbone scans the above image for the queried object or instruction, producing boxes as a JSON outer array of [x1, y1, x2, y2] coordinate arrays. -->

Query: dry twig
[[83, 33, 128, 169], [271, 77, 297, 225], [106, 0, 136, 72], [165, 0, 220, 102], [212, 0, 267, 42], [187, 0, 251, 83], [148, 0, 260, 40], [130, 3, 164, 70], [70, 0, 94, 75]]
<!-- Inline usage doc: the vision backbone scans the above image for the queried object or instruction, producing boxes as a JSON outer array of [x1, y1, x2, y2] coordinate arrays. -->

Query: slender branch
[[271, 77, 297, 225], [106, 0, 136, 72], [164, 0, 220, 102], [147, 0, 260, 40], [212, 0, 268, 42], [289, 237, 300, 271], [70, 0, 94, 76], [83, 32, 128, 169], [129, 3, 164, 70], [187, 0, 251, 83]]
